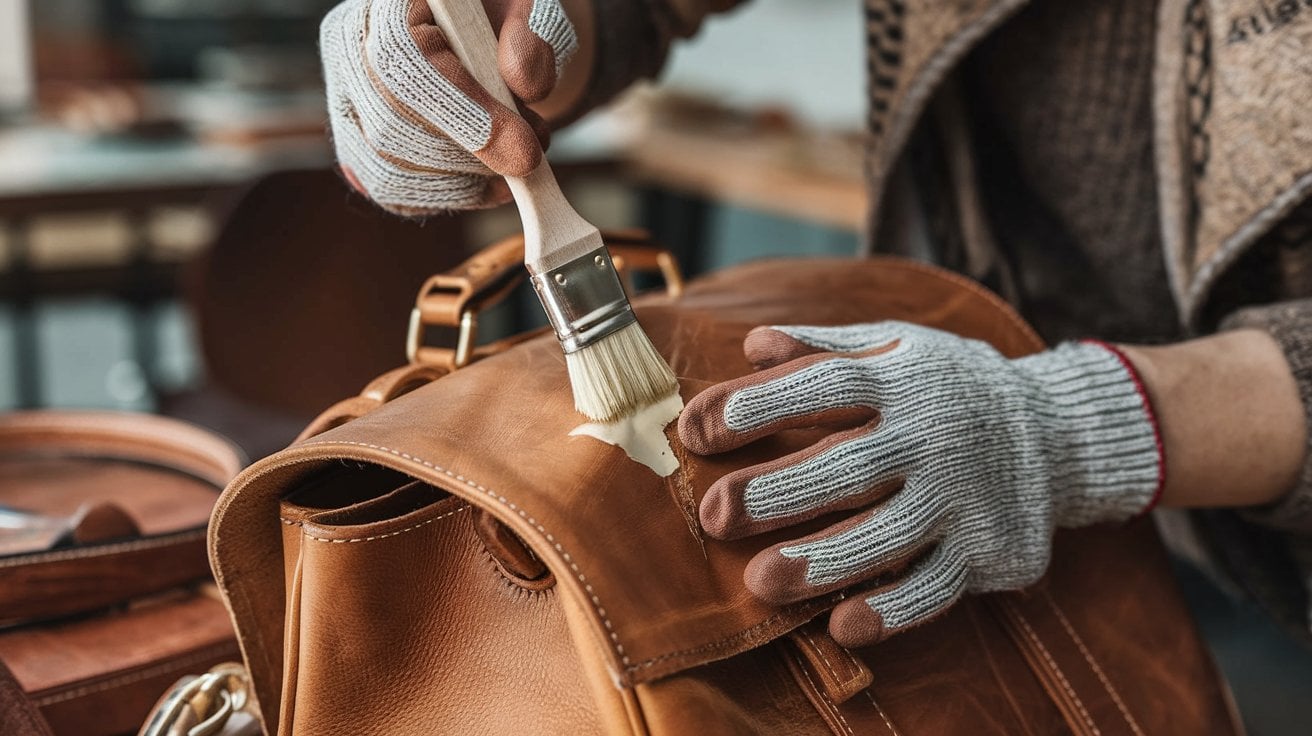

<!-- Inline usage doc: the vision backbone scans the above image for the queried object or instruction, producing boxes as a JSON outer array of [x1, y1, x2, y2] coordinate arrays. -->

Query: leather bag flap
[[210, 258, 1043, 722]]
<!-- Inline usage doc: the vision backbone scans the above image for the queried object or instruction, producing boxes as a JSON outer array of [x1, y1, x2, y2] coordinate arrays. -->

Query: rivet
[[554, 273, 567, 286], [594, 254, 605, 267]]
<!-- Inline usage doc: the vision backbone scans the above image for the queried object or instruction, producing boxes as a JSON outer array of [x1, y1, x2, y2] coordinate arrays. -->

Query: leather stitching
[[625, 600, 840, 673], [296, 441, 635, 666], [297, 440, 851, 676], [477, 545, 556, 596], [1044, 592, 1144, 736], [31, 641, 240, 706], [277, 258, 1038, 680], [1004, 600, 1100, 735], [799, 628, 856, 687], [791, 651, 854, 736], [865, 689, 902, 736], [294, 505, 469, 543], [0, 528, 206, 569], [838, 645, 864, 677]]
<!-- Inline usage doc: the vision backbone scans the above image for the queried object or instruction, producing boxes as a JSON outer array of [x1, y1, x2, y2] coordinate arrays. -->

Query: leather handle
[[297, 364, 447, 442], [0, 412, 244, 488], [413, 234, 527, 328], [406, 231, 683, 369], [303, 232, 685, 441]]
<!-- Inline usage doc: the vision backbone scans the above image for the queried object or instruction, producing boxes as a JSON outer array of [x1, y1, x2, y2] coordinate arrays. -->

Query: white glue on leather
[[570, 392, 684, 477]]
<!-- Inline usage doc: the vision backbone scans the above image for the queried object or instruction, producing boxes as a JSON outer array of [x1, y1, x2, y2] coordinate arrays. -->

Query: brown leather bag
[[209, 236, 1242, 735], [0, 412, 244, 736]]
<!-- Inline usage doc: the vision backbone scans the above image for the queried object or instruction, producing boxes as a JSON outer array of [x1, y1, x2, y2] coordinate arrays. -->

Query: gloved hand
[[320, 0, 578, 214], [678, 321, 1164, 648]]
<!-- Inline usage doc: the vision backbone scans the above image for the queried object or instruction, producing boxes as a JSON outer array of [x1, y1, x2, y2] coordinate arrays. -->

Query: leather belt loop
[[786, 619, 874, 705]]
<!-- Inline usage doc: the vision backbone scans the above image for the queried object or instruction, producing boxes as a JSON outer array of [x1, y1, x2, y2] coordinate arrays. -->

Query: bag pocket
[[273, 467, 603, 736]]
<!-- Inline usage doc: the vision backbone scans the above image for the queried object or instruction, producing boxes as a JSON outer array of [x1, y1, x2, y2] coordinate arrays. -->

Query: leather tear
[[665, 427, 705, 557]]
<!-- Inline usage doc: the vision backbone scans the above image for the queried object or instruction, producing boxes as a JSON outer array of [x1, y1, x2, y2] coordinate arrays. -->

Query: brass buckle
[[406, 304, 481, 369], [406, 231, 683, 371]]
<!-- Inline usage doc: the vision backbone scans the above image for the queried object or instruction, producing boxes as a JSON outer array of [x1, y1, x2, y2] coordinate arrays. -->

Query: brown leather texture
[[0, 592, 239, 736], [0, 411, 243, 736], [212, 256, 1240, 735], [0, 412, 242, 625]]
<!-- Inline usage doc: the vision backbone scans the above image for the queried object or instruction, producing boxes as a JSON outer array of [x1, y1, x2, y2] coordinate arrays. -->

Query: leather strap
[[297, 365, 448, 442], [0, 412, 244, 625], [318, 230, 684, 431], [786, 619, 873, 704], [987, 592, 1145, 736]]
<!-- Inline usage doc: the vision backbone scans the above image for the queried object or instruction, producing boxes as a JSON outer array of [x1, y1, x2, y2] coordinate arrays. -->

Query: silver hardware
[[138, 663, 250, 736], [530, 247, 635, 354]]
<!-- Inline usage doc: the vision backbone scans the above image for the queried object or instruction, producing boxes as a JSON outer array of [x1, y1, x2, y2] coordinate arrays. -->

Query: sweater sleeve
[[1181, 299, 1312, 643], [573, 0, 746, 117], [1221, 299, 1312, 531]]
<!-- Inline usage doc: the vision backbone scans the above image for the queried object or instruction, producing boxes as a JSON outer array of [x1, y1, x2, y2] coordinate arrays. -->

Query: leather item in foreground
[[0, 411, 244, 736], [212, 253, 1241, 735]]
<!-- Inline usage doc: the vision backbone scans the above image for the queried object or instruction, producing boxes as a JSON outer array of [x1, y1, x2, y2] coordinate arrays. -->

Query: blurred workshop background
[[0, 1, 1308, 732]]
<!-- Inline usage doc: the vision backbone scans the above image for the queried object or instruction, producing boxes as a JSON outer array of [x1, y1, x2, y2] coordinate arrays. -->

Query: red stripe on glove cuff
[[1080, 339, 1167, 514]]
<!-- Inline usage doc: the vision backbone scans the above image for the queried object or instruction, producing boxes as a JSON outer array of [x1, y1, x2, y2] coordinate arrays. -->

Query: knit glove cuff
[[1016, 340, 1165, 526]]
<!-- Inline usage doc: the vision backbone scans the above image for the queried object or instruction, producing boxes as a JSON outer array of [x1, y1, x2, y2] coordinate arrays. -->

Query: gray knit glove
[[678, 321, 1164, 648], [320, 0, 577, 214]]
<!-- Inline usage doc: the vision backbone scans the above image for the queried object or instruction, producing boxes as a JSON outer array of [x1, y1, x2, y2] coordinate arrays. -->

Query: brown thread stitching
[[32, 642, 240, 706], [478, 544, 556, 598], [865, 690, 902, 736], [792, 651, 854, 736], [1005, 600, 1099, 735], [1044, 592, 1144, 736], [300, 505, 468, 543]]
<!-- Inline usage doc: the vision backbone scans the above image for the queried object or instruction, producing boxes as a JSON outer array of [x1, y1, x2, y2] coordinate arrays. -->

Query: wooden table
[[617, 121, 867, 276], [623, 125, 867, 233]]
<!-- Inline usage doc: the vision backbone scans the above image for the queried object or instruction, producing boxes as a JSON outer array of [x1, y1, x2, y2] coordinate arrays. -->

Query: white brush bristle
[[567, 322, 678, 422]]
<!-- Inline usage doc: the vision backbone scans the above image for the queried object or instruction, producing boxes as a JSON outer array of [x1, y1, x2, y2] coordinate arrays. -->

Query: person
[[319, 0, 1312, 648]]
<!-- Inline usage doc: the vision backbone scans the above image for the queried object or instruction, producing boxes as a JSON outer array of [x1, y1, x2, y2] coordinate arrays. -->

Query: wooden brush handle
[[425, 0, 598, 271]]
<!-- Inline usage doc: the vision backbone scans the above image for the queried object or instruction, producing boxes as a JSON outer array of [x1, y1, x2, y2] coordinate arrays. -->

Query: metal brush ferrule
[[530, 247, 636, 354]]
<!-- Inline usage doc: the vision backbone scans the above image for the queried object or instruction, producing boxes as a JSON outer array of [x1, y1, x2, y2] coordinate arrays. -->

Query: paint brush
[[427, 0, 678, 422]]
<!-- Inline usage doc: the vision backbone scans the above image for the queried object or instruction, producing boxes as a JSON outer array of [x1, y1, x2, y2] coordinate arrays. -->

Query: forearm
[[1120, 330, 1307, 508]]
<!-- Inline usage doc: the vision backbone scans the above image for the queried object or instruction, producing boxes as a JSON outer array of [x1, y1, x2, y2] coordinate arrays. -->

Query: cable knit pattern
[[724, 322, 1160, 629]]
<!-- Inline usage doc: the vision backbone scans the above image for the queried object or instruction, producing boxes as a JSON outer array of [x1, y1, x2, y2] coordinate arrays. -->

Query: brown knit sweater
[[583, 0, 1312, 640]]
